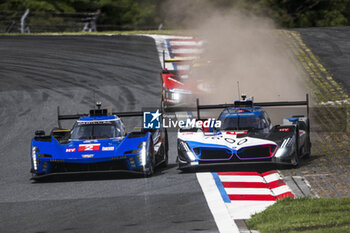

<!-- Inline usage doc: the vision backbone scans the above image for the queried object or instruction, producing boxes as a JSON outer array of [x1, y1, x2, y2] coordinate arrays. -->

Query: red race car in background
[[161, 58, 212, 108]]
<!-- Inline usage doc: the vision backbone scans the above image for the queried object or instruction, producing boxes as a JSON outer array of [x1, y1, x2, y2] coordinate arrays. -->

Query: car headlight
[[139, 141, 147, 166], [179, 141, 196, 161], [172, 92, 180, 100], [164, 88, 189, 101], [32, 146, 39, 170]]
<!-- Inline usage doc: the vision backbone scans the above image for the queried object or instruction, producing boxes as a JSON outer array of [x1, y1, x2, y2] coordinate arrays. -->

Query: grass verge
[[247, 197, 350, 233]]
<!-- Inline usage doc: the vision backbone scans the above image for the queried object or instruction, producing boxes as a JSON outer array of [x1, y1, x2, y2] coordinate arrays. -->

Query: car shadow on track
[[179, 164, 278, 174], [178, 157, 314, 174], [31, 164, 178, 183]]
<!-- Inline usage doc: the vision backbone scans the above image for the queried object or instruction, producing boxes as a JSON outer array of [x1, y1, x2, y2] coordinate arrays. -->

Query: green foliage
[[0, 0, 350, 29], [260, 0, 350, 27]]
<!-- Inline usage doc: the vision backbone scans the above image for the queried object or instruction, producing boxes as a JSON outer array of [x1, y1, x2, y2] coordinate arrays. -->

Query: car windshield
[[70, 120, 124, 140], [219, 116, 265, 130]]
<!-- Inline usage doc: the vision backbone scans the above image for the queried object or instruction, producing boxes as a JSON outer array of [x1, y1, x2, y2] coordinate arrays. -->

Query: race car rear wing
[[195, 94, 310, 120], [57, 106, 143, 128], [164, 94, 310, 120]]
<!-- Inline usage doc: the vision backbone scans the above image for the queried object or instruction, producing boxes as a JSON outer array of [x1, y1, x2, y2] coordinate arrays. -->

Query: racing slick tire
[[159, 129, 169, 168], [143, 140, 155, 177], [291, 126, 300, 168], [303, 135, 312, 159]]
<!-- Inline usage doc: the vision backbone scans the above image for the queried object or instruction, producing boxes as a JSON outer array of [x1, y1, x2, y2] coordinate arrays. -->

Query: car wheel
[[159, 129, 169, 168], [303, 137, 311, 159], [291, 150, 300, 168], [143, 141, 155, 177], [159, 143, 168, 168], [161, 93, 166, 112], [291, 132, 300, 168]]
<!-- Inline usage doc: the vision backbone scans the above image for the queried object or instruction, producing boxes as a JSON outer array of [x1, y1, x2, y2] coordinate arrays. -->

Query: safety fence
[[0, 9, 100, 33]]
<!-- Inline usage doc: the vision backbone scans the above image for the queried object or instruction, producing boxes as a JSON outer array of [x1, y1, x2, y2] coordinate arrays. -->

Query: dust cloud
[[162, 1, 307, 104]]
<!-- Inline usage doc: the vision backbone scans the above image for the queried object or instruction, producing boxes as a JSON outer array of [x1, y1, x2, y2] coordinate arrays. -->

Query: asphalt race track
[[0, 36, 218, 233], [297, 26, 350, 93]]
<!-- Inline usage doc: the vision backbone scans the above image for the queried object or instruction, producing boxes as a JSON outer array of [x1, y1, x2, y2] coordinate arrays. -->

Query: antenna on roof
[[237, 81, 241, 100], [93, 92, 96, 109]]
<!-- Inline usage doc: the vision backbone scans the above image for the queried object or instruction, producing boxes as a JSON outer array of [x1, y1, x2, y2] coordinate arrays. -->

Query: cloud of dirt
[[162, 1, 307, 104]]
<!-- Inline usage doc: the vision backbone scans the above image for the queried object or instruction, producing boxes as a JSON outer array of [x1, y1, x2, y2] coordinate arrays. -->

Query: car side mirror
[[35, 130, 45, 136]]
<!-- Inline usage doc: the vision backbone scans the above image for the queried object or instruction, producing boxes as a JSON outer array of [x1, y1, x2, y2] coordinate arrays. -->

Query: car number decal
[[78, 144, 100, 151]]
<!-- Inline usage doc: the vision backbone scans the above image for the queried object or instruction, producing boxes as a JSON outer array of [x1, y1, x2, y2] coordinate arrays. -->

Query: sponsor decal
[[226, 131, 248, 135], [78, 144, 100, 151], [279, 128, 290, 132], [163, 118, 220, 129], [181, 132, 194, 135], [78, 121, 113, 125], [83, 140, 98, 143], [82, 154, 94, 158], [102, 146, 114, 151], [65, 148, 76, 153]]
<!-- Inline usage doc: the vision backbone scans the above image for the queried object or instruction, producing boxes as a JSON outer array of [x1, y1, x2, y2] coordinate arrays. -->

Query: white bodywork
[[178, 130, 277, 153]]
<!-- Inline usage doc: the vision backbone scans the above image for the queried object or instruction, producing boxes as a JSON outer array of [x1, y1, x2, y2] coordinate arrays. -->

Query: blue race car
[[30, 103, 168, 180]]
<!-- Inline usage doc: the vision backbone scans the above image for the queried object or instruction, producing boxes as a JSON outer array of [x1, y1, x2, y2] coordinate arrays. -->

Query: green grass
[[247, 197, 350, 233], [0, 29, 195, 36]]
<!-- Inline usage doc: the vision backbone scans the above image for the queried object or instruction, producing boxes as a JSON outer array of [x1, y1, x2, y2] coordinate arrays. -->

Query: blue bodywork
[[31, 115, 153, 178]]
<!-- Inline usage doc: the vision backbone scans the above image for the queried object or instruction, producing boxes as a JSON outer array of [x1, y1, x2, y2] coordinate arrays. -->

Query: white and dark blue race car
[[30, 104, 168, 180], [177, 95, 311, 169]]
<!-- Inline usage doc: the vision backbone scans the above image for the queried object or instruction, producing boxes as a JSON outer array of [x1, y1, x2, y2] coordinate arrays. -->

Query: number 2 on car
[[78, 144, 100, 151]]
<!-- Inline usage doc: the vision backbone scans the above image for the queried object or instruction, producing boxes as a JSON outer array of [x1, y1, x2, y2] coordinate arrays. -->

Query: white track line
[[197, 173, 240, 233], [225, 188, 273, 195], [226, 201, 275, 220]]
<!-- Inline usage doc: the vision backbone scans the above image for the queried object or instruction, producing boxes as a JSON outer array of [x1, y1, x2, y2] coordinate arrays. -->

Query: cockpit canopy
[[218, 108, 270, 131], [70, 118, 125, 140]]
